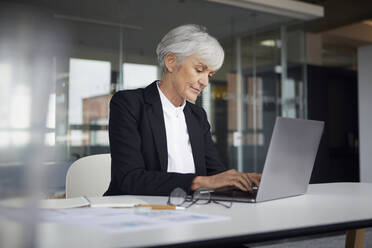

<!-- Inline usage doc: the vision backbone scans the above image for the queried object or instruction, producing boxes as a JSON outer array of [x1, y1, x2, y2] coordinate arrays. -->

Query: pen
[[136, 204, 185, 210]]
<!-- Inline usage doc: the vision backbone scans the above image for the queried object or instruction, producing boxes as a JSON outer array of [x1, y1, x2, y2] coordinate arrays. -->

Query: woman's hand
[[191, 169, 261, 191]]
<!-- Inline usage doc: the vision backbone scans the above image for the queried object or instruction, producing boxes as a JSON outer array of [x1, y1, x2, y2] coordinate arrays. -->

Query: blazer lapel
[[144, 82, 168, 172], [184, 104, 205, 176]]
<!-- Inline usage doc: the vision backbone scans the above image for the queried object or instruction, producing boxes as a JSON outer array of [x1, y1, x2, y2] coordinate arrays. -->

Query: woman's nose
[[199, 73, 209, 87]]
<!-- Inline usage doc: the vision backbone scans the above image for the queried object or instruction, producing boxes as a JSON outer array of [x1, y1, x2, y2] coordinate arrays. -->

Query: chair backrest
[[66, 154, 111, 198]]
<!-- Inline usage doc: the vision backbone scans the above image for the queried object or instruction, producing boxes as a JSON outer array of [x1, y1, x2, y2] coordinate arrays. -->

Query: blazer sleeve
[[200, 108, 227, 176], [108, 92, 196, 196]]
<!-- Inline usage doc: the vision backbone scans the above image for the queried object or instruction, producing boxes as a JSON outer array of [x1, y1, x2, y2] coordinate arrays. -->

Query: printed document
[[41, 207, 229, 233]]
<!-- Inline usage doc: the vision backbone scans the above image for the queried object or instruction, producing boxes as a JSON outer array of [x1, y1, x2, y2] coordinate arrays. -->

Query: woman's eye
[[195, 68, 203, 73]]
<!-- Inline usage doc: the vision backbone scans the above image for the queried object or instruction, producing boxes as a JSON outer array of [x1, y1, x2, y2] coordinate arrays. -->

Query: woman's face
[[169, 55, 215, 103]]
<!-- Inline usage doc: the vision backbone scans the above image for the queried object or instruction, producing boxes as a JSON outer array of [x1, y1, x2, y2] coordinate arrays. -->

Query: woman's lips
[[190, 86, 200, 94]]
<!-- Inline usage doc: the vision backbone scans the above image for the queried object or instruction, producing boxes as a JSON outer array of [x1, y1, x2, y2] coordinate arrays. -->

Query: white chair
[[66, 154, 111, 198]]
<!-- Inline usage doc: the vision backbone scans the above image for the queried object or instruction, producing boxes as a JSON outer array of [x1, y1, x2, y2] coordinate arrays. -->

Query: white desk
[[2, 183, 372, 247]]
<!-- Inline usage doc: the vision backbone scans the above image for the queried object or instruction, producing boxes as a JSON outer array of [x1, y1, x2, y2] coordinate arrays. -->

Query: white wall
[[358, 45, 372, 182]]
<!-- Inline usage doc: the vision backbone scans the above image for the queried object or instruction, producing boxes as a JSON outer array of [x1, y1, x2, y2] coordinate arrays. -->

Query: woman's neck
[[158, 75, 184, 107]]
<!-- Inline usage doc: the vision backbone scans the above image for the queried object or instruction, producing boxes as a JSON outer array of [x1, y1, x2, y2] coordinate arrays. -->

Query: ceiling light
[[260, 39, 281, 47], [206, 0, 323, 20], [261, 40, 276, 47]]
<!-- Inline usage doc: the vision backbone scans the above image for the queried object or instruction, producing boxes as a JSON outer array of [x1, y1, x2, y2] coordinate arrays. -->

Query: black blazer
[[104, 81, 226, 196]]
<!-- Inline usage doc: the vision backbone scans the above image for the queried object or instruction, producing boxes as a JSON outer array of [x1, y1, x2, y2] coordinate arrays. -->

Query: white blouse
[[157, 82, 196, 174]]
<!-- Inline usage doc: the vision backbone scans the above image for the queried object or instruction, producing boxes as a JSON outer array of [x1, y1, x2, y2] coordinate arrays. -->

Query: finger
[[254, 173, 262, 181], [237, 175, 253, 191], [246, 173, 260, 186], [232, 179, 250, 192], [240, 173, 253, 190], [254, 173, 262, 184], [248, 173, 260, 186], [256, 173, 262, 184]]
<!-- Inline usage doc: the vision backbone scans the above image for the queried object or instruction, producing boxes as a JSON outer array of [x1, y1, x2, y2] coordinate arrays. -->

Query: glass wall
[[209, 28, 307, 172], [0, 0, 312, 245], [0, 0, 308, 196]]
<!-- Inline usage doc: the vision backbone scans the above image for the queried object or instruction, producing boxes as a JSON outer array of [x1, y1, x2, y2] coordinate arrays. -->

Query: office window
[[123, 63, 158, 90], [68, 58, 111, 147], [0, 63, 11, 129], [281, 78, 296, 118], [69, 58, 111, 125]]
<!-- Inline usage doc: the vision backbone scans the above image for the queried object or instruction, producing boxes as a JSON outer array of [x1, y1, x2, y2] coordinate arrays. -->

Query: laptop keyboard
[[210, 187, 258, 202]]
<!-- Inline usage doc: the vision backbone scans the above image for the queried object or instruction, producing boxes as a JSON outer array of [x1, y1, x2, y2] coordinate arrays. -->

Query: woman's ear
[[164, 53, 177, 73]]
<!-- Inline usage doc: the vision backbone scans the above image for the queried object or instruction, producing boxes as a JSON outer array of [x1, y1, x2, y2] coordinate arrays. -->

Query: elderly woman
[[104, 24, 260, 196]]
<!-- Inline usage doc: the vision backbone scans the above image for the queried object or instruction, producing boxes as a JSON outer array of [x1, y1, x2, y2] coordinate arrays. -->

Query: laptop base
[[210, 189, 257, 203]]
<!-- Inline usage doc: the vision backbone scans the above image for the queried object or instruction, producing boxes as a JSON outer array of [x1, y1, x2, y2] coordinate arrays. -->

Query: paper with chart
[[41, 207, 230, 233]]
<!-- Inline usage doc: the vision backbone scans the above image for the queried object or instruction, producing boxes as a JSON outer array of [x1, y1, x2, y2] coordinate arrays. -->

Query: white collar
[[157, 81, 186, 116]]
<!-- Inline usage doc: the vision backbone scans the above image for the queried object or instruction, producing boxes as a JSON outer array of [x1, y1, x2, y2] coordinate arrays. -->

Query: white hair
[[156, 24, 224, 73]]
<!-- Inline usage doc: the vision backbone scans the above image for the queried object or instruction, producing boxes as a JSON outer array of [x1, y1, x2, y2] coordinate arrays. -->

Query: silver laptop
[[210, 117, 324, 203]]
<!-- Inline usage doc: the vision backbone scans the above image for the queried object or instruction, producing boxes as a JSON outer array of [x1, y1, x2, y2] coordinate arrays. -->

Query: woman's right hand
[[191, 169, 261, 192]]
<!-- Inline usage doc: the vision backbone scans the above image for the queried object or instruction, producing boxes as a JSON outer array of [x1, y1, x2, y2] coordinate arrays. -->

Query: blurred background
[[1, 0, 372, 246]]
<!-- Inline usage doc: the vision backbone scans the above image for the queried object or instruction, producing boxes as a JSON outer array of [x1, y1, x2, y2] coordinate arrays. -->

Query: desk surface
[[2, 182, 372, 248]]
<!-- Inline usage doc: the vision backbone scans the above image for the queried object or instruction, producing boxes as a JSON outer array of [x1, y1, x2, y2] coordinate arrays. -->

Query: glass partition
[[0, 0, 309, 246], [0, 0, 308, 192]]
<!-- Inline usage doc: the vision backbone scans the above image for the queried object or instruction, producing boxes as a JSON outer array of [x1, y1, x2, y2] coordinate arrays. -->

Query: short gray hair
[[156, 24, 224, 73]]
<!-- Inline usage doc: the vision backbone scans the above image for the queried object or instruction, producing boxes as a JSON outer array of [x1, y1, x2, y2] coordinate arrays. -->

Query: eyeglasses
[[167, 187, 232, 208]]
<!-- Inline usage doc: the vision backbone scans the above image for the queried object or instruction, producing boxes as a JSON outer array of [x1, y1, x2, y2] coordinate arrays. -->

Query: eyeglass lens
[[168, 187, 232, 208], [168, 187, 187, 206], [192, 188, 211, 204]]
